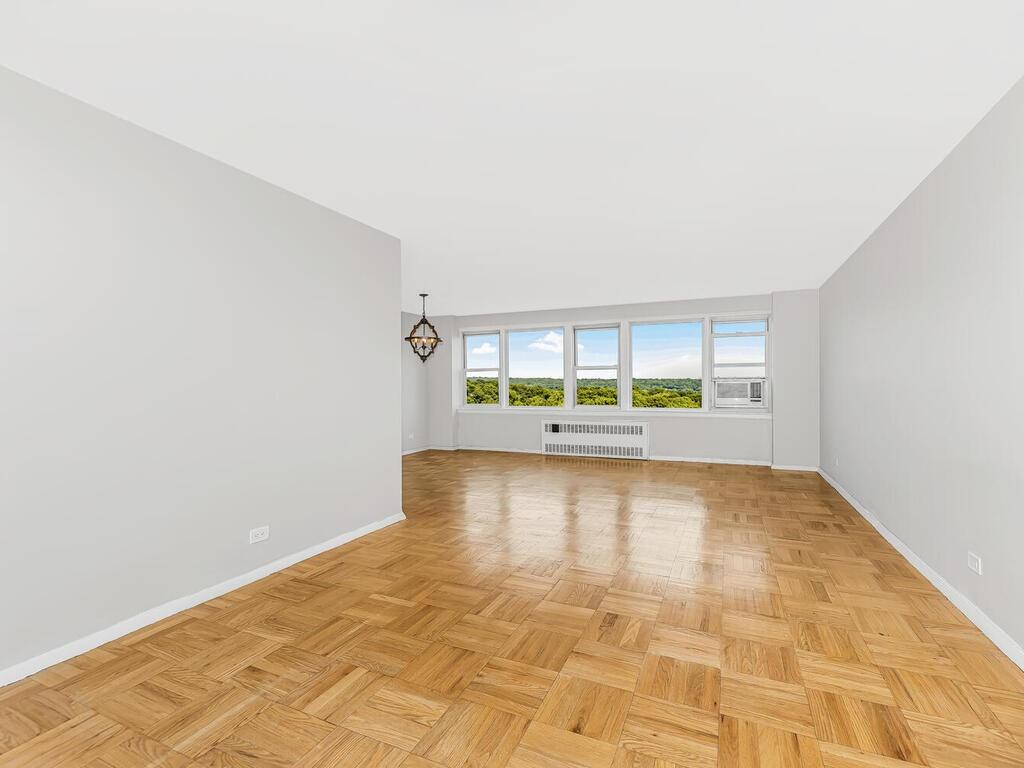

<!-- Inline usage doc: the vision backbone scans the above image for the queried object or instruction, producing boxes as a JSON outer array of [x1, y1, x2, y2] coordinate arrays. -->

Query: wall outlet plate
[[967, 551, 982, 575], [250, 526, 270, 544]]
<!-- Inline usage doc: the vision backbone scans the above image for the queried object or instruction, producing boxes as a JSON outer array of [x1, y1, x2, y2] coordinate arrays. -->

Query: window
[[631, 321, 703, 408], [712, 319, 767, 407], [575, 326, 619, 406], [508, 328, 564, 407], [464, 332, 499, 405]]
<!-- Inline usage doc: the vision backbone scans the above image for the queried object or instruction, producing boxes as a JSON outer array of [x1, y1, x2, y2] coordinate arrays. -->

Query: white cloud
[[529, 331, 563, 354], [471, 341, 496, 355]]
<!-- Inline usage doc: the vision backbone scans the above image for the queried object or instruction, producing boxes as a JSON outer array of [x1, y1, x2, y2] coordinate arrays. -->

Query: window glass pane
[[713, 335, 765, 365], [713, 319, 767, 334], [714, 365, 766, 379], [465, 333, 499, 369], [465, 371, 499, 404], [576, 369, 618, 406], [508, 328, 564, 407], [631, 322, 702, 409], [576, 327, 619, 367]]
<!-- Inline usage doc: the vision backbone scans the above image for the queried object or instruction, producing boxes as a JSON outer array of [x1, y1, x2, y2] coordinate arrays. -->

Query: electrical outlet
[[967, 551, 982, 575], [408, 432, 415, 440], [834, 455, 840, 467], [249, 526, 270, 544]]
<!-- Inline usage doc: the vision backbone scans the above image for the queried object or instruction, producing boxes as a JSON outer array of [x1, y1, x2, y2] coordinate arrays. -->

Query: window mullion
[[499, 329, 508, 408], [621, 321, 630, 410], [564, 325, 573, 409]]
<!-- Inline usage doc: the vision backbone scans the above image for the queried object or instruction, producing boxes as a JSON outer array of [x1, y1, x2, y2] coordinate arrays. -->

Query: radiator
[[541, 421, 649, 460]]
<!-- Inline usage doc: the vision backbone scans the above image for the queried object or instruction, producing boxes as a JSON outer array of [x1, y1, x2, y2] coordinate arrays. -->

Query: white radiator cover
[[541, 420, 649, 460]]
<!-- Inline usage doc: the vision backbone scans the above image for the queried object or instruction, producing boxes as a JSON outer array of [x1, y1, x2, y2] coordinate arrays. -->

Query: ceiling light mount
[[404, 293, 443, 362]]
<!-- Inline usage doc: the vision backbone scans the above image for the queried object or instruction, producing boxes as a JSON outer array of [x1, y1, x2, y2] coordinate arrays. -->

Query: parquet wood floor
[[4, 449, 1024, 767]]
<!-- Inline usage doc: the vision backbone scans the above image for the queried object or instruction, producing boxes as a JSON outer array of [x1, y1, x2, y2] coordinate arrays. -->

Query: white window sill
[[456, 407, 771, 420]]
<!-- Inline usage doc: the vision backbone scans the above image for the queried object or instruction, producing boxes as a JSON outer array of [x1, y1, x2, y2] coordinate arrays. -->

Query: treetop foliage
[[466, 377, 701, 408]]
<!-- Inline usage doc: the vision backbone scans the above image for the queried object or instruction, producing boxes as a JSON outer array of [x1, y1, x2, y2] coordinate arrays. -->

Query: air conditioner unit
[[714, 379, 764, 407]]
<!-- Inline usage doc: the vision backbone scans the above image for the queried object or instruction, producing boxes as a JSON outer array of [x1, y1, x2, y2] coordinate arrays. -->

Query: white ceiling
[[2, 2, 1022, 315]]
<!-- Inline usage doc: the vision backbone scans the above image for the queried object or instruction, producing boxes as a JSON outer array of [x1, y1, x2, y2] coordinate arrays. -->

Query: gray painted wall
[[820, 77, 1024, 647], [401, 312, 430, 453], [771, 290, 819, 469], [0, 69, 402, 672], [426, 315, 459, 450]]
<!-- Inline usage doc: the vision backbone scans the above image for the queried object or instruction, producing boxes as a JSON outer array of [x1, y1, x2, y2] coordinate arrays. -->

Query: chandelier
[[404, 293, 443, 362]]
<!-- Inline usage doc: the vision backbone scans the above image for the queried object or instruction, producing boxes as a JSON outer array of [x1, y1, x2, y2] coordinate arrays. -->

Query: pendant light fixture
[[404, 293, 443, 362]]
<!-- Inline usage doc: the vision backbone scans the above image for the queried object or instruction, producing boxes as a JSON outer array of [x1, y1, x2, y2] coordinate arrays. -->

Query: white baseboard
[[651, 455, 771, 466], [402, 446, 457, 455], [818, 469, 1024, 672], [0, 511, 407, 687], [770, 464, 819, 472], [458, 446, 538, 455]]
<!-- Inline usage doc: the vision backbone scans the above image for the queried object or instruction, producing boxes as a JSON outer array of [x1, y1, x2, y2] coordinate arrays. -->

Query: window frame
[[506, 326, 568, 409], [710, 316, 770, 411], [456, 310, 770, 417], [462, 330, 502, 408], [627, 318, 706, 412], [573, 324, 622, 409]]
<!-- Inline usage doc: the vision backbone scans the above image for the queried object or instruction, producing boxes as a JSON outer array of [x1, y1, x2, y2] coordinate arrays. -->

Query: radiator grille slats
[[543, 443, 645, 458], [541, 421, 649, 460], [543, 423, 645, 436]]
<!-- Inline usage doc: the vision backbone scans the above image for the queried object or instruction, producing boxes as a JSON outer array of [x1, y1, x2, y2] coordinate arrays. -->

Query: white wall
[[401, 312, 430, 453], [771, 290, 819, 469], [820, 77, 1024, 650], [426, 315, 458, 450], [429, 294, 787, 464], [0, 68, 402, 675]]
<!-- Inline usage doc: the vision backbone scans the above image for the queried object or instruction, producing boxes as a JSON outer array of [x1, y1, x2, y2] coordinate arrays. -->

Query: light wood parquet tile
[[582, 611, 655, 653], [86, 733, 196, 768], [3, 451, 1024, 767], [340, 679, 452, 752], [507, 721, 617, 768], [635, 655, 719, 711], [0, 713, 127, 768], [144, 685, 267, 758], [398, 642, 490, 697], [534, 674, 632, 743], [198, 700, 334, 766], [561, 639, 644, 691], [903, 709, 1024, 768], [0, 683, 87, 755], [806, 690, 925, 764], [722, 636, 802, 684], [719, 715, 824, 768], [284, 662, 387, 724], [462, 657, 557, 717], [294, 728, 407, 768], [619, 695, 718, 767], [412, 699, 528, 768]]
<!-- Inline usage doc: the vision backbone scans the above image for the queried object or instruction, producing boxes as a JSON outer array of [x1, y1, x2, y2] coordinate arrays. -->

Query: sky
[[467, 321, 764, 380], [631, 323, 701, 379], [510, 329, 564, 377]]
